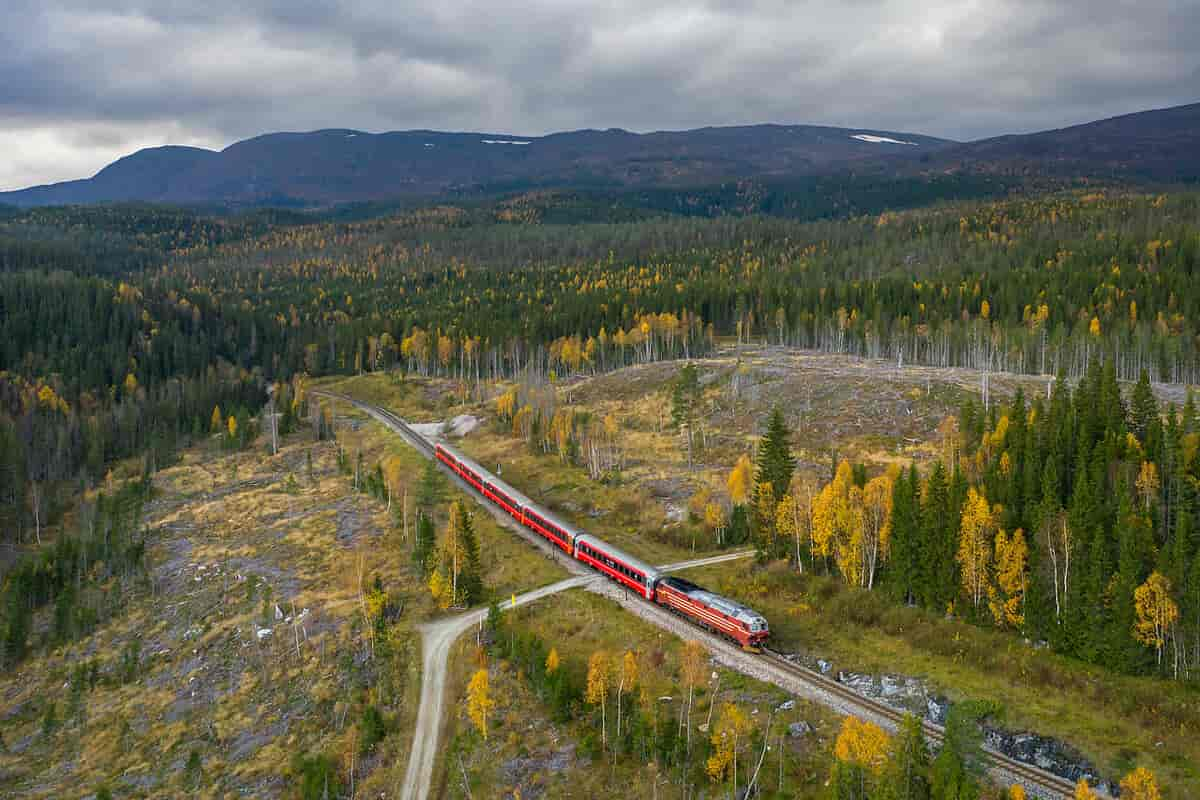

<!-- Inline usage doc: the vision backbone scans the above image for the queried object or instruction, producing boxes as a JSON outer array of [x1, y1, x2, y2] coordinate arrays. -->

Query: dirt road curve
[[400, 550, 755, 800], [399, 574, 599, 800]]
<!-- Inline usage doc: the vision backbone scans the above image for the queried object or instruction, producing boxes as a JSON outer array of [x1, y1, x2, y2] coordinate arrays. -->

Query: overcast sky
[[2, 0, 1197, 190]]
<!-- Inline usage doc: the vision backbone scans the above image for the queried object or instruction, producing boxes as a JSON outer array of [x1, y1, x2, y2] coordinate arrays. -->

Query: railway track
[[314, 389, 1088, 799]]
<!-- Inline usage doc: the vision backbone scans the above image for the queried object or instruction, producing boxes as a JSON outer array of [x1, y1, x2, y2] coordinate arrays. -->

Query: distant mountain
[[0, 125, 953, 208], [2, 102, 1197, 209], [925, 102, 1200, 181]]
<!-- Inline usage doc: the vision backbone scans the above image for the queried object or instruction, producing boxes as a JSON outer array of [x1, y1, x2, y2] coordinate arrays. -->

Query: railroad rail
[[313, 389, 1089, 799]]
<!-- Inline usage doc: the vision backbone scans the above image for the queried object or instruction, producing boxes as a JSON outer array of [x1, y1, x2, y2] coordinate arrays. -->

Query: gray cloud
[[1, 0, 1197, 189]]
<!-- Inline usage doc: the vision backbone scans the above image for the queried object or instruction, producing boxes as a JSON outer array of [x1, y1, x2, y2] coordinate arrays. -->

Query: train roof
[[437, 441, 535, 508], [659, 575, 767, 627], [525, 505, 585, 541], [574, 534, 661, 582]]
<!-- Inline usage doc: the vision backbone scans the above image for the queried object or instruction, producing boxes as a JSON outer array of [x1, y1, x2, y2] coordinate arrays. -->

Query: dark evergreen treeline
[[1, 478, 151, 668], [881, 362, 1200, 679]]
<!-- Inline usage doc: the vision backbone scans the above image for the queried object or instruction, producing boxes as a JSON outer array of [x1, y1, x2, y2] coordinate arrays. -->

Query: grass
[[686, 561, 1200, 798], [436, 588, 841, 800]]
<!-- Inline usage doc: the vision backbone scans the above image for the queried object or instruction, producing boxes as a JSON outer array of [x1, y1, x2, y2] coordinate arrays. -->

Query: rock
[[788, 721, 812, 738], [274, 604, 284, 621], [925, 695, 949, 725], [816, 659, 833, 674], [256, 627, 273, 640], [776, 700, 795, 712], [837, 671, 876, 696], [879, 675, 905, 698]]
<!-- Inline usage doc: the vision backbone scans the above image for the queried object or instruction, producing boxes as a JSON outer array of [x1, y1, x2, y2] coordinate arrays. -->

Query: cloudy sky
[[2, 0, 1197, 190]]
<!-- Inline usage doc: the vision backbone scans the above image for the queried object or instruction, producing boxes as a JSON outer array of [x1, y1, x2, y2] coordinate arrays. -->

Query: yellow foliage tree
[[811, 461, 865, 584], [1136, 461, 1160, 511], [428, 569, 452, 610], [705, 703, 754, 787], [1089, 316, 1102, 337], [1133, 572, 1179, 668], [861, 474, 894, 589], [211, 404, 222, 433], [704, 502, 726, 545], [227, 414, 238, 440], [989, 528, 1028, 628], [1009, 785, 1027, 800], [496, 388, 518, 421], [545, 647, 560, 676], [957, 488, 996, 610], [1073, 779, 1099, 800], [1119, 767, 1161, 800], [833, 716, 890, 774], [615, 650, 638, 738], [466, 668, 494, 740], [585, 650, 612, 750], [727, 455, 754, 506], [123, 372, 139, 397], [755, 481, 777, 552]]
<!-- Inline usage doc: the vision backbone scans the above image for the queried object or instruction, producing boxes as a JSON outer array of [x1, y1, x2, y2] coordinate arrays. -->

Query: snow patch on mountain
[[852, 134, 918, 145]]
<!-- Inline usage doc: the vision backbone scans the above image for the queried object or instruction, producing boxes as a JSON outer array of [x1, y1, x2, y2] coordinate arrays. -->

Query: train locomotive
[[434, 442, 770, 649]]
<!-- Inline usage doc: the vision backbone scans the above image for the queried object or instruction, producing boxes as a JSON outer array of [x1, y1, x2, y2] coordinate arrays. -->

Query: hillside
[[2, 124, 953, 208], [927, 101, 1200, 181]]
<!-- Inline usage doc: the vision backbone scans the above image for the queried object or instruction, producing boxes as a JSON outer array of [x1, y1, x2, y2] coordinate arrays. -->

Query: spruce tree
[[456, 500, 483, 605], [919, 462, 953, 611], [1129, 368, 1158, 446], [878, 714, 931, 800], [930, 707, 982, 800], [887, 465, 921, 605], [412, 515, 436, 576], [755, 406, 796, 501], [415, 458, 445, 517]]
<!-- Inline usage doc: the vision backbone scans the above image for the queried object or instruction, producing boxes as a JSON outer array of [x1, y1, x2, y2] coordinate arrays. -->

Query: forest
[[2, 187, 1200, 686]]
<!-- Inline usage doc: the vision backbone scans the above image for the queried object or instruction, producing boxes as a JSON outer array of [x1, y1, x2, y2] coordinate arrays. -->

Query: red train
[[434, 442, 770, 648]]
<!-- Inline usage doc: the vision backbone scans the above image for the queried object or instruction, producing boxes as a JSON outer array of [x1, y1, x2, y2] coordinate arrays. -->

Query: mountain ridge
[[2, 101, 1198, 208]]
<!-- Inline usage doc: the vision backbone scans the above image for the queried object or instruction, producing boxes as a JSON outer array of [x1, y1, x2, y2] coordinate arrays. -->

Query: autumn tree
[[585, 650, 613, 751], [1119, 767, 1161, 800], [210, 404, 222, 433], [831, 716, 891, 800], [727, 454, 754, 506], [705, 702, 754, 792], [615, 650, 638, 739], [467, 668, 494, 740], [1072, 779, 1099, 800], [957, 488, 997, 612], [811, 461, 865, 583], [1133, 572, 1179, 671], [861, 473, 895, 590], [989, 528, 1028, 629]]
